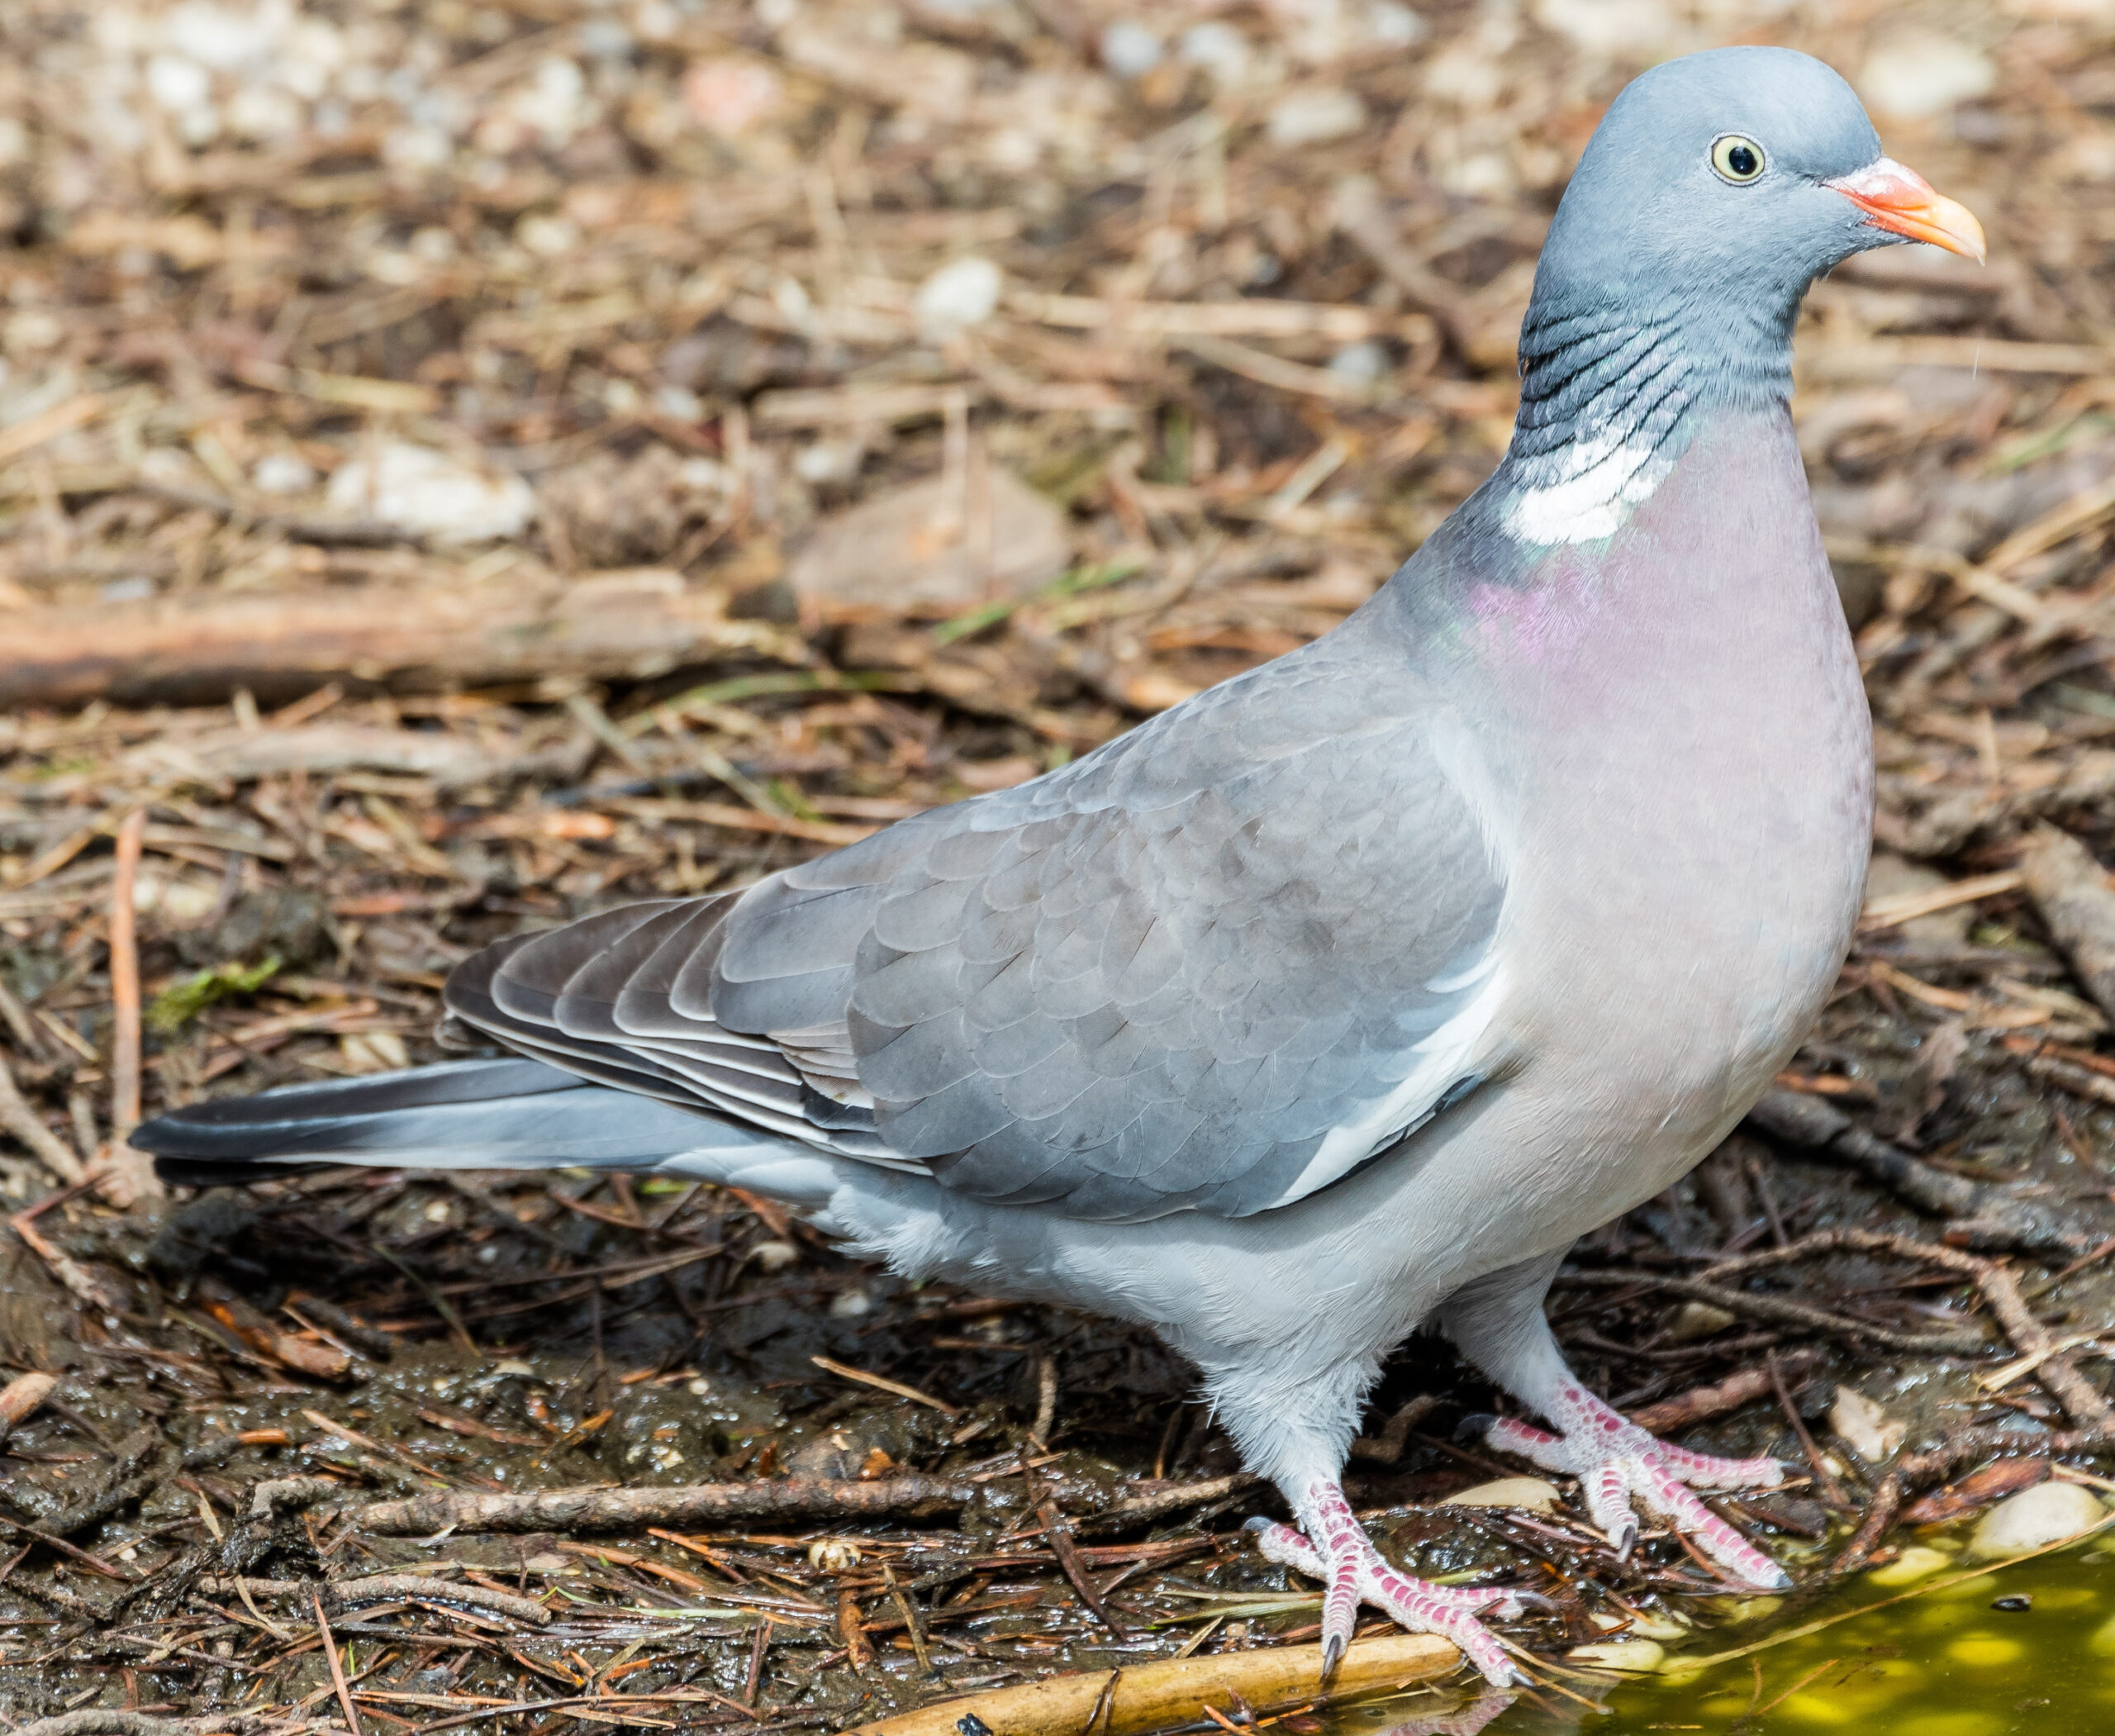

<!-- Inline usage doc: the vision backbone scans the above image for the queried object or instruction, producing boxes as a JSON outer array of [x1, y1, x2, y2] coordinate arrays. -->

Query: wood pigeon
[[137, 45, 1983, 1686]]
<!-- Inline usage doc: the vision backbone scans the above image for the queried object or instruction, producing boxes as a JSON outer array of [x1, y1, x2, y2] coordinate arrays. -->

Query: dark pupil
[[1728, 143, 1758, 177]]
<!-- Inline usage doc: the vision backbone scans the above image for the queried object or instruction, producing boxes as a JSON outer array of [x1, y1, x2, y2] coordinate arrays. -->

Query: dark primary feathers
[[443, 627, 1506, 1222]]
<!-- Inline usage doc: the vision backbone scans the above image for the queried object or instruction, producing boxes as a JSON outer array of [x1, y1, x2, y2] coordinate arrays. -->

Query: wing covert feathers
[[442, 631, 1508, 1220]]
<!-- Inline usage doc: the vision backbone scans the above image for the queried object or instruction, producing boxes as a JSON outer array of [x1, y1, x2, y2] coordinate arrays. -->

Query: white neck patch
[[1501, 427, 1673, 547]]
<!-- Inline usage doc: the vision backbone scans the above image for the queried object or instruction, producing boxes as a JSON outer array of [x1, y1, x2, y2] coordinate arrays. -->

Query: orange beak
[[1823, 158, 1986, 263]]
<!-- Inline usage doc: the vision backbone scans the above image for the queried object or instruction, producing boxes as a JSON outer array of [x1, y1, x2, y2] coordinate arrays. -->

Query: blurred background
[[3, 1, 2115, 1731]]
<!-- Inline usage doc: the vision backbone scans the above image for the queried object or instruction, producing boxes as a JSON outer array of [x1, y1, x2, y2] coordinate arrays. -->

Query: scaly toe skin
[[1485, 1388, 1789, 1591], [1254, 1486, 1530, 1689]]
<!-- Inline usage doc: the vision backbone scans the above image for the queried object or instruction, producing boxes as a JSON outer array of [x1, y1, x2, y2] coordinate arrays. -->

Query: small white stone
[[1327, 340, 1390, 384], [749, 1239, 801, 1272], [1859, 31, 1996, 120], [1968, 1482, 2107, 1559], [829, 1288, 872, 1317], [1100, 21, 1164, 79], [1363, 2, 1426, 49], [226, 83, 302, 143], [1267, 88, 1369, 150], [1442, 1476, 1561, 1513], [914, 256, 1004, 335], [1177, 22, 1250, 85], [681, 59, 783, 138], [145, 54, 212, 113], [1830, 1386, 1907, 1465], [326, 442, 535, 544], [251, 453, 316, 495], [1566, 1638, 1665, 1672], [1667, 1300, 1738, 1344], [687, 1377, 711, 1396], [516, 212, 580, 259], [164, 0, 276, 69], [1533, 0, 1673, 55]]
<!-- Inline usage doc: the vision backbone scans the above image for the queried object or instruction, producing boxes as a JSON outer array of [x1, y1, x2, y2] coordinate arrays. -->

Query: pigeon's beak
[[1824, 158, 1987, 263]]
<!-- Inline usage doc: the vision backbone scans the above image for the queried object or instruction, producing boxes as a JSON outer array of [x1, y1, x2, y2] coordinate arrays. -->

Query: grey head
[[1474, 46, 1982, 550]]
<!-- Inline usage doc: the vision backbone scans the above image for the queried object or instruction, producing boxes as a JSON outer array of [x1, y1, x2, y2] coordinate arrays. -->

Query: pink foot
[[1248, 1481, 1528, 1686], [1474, 1382, 1789, 1588]]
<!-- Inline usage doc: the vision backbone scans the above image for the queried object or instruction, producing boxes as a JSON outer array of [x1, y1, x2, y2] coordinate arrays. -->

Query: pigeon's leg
[[1248, 1479, 1527, 1686], [1440, 1249, 1789, 1590]]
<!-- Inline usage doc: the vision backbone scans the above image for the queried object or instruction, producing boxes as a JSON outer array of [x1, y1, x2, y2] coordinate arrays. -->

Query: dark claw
[[1454, 1412, 1499, 1445], [1242, 1515, 1276, 1534], [1509, 1588, 1558, 1612], [1320, 1631, 1347, 1683], [1609, 1520, 1638, 1562]]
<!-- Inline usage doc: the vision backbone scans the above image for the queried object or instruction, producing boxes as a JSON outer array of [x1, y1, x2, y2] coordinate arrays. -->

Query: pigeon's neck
[[1488, 297, 1794, 549]]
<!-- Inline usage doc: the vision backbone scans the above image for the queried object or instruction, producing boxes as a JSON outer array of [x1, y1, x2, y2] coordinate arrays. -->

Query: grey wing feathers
[[445, 635, 1508, 1221]]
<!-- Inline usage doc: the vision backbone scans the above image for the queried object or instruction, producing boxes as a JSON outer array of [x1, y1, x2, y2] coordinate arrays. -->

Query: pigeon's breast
[[1468, 403, 1872, 1222]]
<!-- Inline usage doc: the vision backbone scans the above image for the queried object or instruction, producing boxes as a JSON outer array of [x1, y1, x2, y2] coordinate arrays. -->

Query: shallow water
[[1322, 1530, 2115, 1736]]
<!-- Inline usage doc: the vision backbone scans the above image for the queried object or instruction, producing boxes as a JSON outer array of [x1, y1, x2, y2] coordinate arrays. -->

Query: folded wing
[[445, 641, 1509, 1220]]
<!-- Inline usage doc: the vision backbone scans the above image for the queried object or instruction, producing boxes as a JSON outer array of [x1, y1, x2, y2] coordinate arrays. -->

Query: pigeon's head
[[1529, 47, 1983, 372]]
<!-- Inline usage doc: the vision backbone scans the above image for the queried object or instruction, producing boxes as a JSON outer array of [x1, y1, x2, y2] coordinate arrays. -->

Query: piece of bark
[[140, 721, 593, 790], [2021, 825, 2115, 1026], [197, 1572, 551, 1625], [1628, 1353, 1820, 1436], [843, 1630, 1459, 1736], [0, 568, 801, 708], [1745, 1087, 2093, 1258], [1900, 1455, 2049, 1525], [359, 1468, 1253, 1537]]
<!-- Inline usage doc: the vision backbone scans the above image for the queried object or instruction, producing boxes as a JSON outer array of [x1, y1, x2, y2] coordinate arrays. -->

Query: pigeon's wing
[[446, 636, 1509, 1220], [444, 897, 916, 1170]]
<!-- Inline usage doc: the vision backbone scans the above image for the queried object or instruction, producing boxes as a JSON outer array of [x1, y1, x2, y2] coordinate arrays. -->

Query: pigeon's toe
[[1262, 1479, 1531, 1688]]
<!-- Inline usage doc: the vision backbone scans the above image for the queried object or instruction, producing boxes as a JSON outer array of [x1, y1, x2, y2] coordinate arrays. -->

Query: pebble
[[749, 1239, 802, 1272], [326, 442, 535, 543], [1267, 88, 1369, 150], [1442, 1476, 1561, 1513], [251, 453, 316, 495], [1533, 0, 1674, 55], [1830, 1385, 1906, 1465], [788, 468, 1069, 613], [1327, 340, 1390, 385], [1178, 23, 1251, 87], [1666, 1298, 1737, 1343], [1099, 21, 1163, 80], [681, 59, 782, 137], [1966, 1479, 2106, 1558], [1859, 31, 1997, 120], [808, 1537, 861, 1571], [914, 256, 1004, 335]]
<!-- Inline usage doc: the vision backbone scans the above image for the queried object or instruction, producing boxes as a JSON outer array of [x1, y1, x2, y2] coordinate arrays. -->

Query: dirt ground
[[5, 0, 2115, 1730]]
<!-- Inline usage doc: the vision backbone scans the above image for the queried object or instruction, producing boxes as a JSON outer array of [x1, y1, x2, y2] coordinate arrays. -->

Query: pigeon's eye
[[1710, 135, 1766, 183]]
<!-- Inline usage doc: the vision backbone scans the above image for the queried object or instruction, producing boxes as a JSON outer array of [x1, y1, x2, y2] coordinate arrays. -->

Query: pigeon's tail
[[131, 1056, 846, 1206]]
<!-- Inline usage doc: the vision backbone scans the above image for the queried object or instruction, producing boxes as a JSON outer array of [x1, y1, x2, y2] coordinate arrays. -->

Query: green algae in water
[[1310, 1529, 2115, 1736]]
